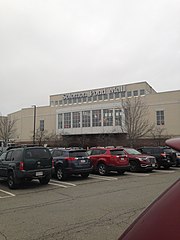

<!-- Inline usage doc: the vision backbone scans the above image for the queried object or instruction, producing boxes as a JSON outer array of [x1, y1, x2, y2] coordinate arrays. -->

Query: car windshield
[[163, 148, 173, 154], [25, 148, 51, 159], [69, 151, 88, 157], [125, 148, 142, 155]]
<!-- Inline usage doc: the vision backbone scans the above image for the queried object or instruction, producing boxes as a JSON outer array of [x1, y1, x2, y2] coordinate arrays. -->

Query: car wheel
[[39, 175, 50, 185], [130, 161, 139, 172], [56, 167, 67, 181], [117, 170, 125, 175], [97, 163, 108, 176], [8, 172, 18, 189], [155, 162, 161, 169], [81, 173, 89, 179]]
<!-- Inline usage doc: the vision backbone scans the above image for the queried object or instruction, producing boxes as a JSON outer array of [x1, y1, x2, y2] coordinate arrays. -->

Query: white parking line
[[50, 180, 76, 186], [49, 180, 77, 188], [0, 189, 15, 198], [49, 183, 69, 188], [154, 170, 175, 173], [90, 176, 118, 181], [126, 172, 150, 176]]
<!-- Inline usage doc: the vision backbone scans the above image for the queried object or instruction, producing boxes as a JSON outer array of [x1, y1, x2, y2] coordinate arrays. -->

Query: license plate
[[121, 158, 124, 160], [81, 160, 86, 163], [36, 171, 43, 176], [152, 163, 155, 167]]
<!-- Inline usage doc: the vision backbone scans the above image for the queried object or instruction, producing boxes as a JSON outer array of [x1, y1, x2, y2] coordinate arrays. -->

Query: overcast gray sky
[[1, 0, 180, 115]]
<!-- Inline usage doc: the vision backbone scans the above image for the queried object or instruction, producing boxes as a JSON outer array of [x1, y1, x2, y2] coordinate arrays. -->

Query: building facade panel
[[7, 81, 180, 145]]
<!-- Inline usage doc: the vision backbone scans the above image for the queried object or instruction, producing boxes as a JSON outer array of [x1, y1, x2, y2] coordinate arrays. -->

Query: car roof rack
[[6, 144, 43, 151]]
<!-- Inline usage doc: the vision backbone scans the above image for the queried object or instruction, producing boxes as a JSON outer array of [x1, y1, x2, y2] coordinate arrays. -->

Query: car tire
[[39, 175, 50, 185], [117, 170, 125, 175], [8, 172, 18, 189], [176, 161, 180, 167], [155, 162, 161, 169], [130, 161, 140, 172], [81, 173, 89, 179], [164, 166, 170, 170], [97, 163, 108, 176], [56, 166, 67, 181]]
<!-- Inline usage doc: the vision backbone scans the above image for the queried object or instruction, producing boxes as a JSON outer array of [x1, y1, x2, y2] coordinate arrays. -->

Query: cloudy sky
[[1, 0, 180, 115]]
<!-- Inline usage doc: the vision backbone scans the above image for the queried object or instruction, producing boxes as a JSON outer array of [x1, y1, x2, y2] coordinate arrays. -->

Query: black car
[[51, 148, 93, 180], [137, 146, 176, 169], [0, 146, 52, 189]]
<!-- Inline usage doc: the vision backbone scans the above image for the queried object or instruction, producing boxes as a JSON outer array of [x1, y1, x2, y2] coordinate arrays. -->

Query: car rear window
[[110, 150, 125, 155], [69, 151, 88, 157], [0, 152, 6, 160], [25, 148, 51, 159], [125, 148, 142, 155], [163, 148, 172, 154]]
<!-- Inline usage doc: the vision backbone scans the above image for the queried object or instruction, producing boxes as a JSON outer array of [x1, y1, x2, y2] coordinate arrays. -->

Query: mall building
[[8, 81, 180, 147]]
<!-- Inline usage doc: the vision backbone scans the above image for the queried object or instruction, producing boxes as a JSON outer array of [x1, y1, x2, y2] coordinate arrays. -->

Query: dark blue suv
[[51, 148, 93, 180]]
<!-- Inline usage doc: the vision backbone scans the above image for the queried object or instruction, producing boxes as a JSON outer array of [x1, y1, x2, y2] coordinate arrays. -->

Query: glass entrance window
[[58, 114, 63, 129], [64, 113, 71, 128], [103, 109, 113, 126], [72, 112, 80, 128], [82, 111, 90, 127], [115, 109, 122, 126], [92, 110, 101, 127]]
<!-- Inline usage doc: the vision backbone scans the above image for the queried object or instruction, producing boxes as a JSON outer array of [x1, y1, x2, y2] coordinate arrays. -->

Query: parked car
[[175, 151, 180, 166], [120, 147, 156, 172], [118, 178, 180, 240], [165, 137, 180, 151], [119, 138, 180, 240], [51, 148, 93, 180], [87, 147, 130, 175], [137, 146, 176, 169], [0, 146, 52, 189], [165, 137, 180, 167]]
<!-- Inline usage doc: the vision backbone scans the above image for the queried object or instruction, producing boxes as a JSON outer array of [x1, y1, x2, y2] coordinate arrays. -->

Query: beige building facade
[[8, 81, 180, 146]]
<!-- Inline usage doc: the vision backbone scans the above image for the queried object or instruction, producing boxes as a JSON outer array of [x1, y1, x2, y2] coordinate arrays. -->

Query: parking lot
[[0, 168, 180, 240]]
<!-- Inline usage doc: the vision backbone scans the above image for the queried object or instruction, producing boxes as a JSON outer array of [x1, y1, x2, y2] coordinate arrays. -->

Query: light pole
[[32, 105, 36, 144]]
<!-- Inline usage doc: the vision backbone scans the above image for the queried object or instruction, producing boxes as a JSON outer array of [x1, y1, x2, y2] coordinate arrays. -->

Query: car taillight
[[65, 157, 76, 161], [161, 152, 166, 157], [52, 159, 55, 168], [19, 161, 24, 171]]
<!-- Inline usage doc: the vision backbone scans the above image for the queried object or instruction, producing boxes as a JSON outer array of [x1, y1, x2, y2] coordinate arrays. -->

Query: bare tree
[[35, 129, 48, 146], [35, 129, 64, 147], [48, 132, 64, 147], [121, 97, 154, 147], [0, 116, 17, 146], [150, 126, 169, 146]]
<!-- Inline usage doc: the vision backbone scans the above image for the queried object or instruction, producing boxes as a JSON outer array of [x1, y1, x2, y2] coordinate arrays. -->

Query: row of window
[[38, 110, 164, 132], [58, 109, 123, 129], [51, 89, 146, 106]]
